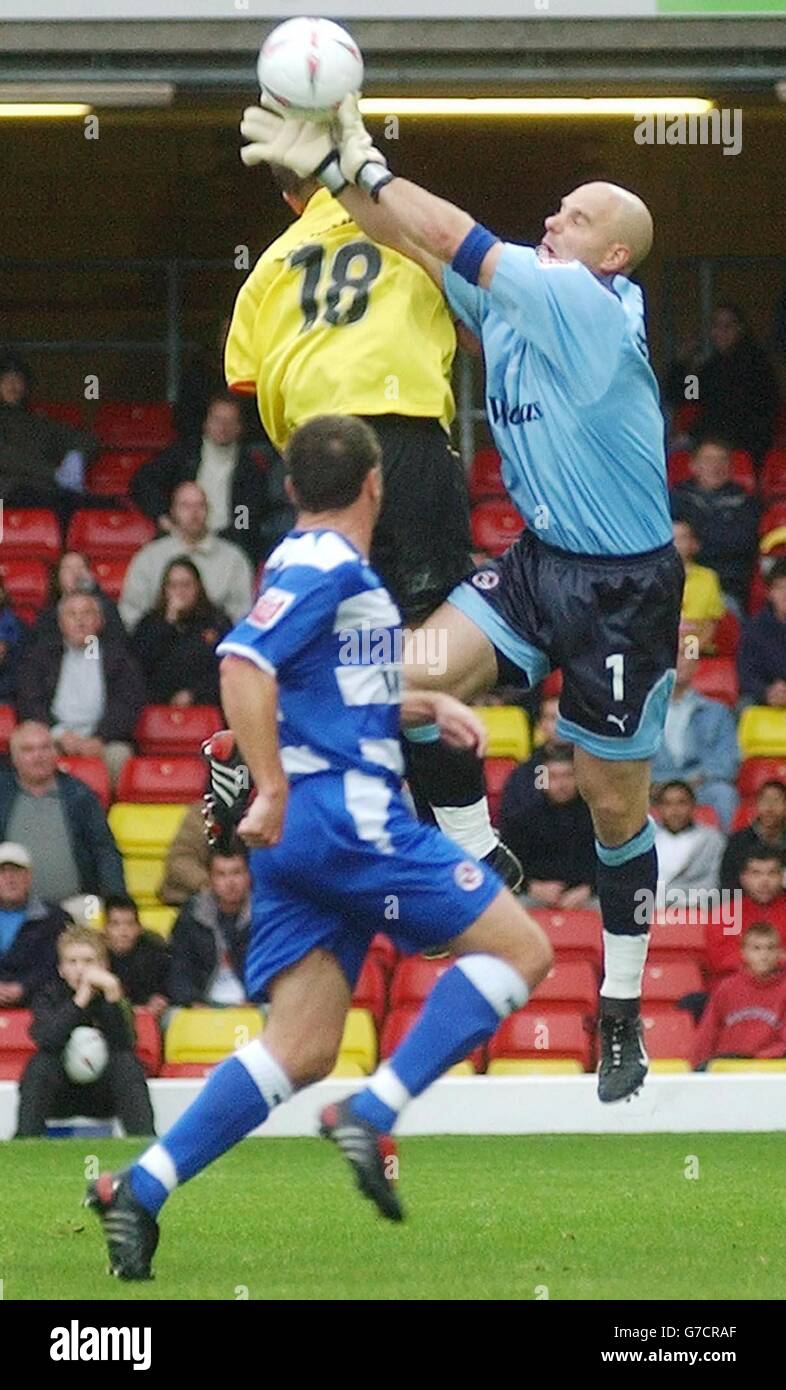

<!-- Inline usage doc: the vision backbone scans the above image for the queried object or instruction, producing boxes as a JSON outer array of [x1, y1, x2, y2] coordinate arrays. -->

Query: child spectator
[[692, 922, 786, 1068], [104, 895, 169, 1020], [705, 850, 786, 981], [15, 924, 155, 1137]]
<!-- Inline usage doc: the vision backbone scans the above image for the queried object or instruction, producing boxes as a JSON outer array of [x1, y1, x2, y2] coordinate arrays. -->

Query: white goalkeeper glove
[[332, 94, 395, 201], [239, 102, 347, 192]]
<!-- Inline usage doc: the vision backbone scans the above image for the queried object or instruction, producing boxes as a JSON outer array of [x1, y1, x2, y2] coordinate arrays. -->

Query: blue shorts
[[244, 772, 503, 1001]]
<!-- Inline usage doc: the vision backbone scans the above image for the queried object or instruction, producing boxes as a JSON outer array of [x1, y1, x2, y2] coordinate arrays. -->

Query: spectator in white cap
[[0, 842, 71, 1008]]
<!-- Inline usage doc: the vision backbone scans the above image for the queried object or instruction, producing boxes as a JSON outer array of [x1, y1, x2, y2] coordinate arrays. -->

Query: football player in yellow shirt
[[225, 148, 520, 888]]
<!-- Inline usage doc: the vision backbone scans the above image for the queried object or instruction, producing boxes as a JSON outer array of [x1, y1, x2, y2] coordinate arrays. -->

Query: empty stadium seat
[[0, 557, 49, 619], [667, 449, 692, 487], [367, 933, 398, 977], [337, 1008, 377, 1074], [469, 448, 506, 502], [56, 756, 111, 810], [0, 706, 17, 755], [116, 756, 205, 803], [91, 557, 130, 601], [693, 657, 738, 706], [640, 1005, 695, 1060], [30, 401, 85, 429], [86, 450, 155, 496], [706, 1059, 786, 1074], [138, 905, 177, 938], [134, 1008, 163, 1078], [351, 956, 387, 1029], [164, 1006, 263, 1065], [391, 955, 454, 1011], [488, 1006, 592, 1070], [729, 800, 757, 832], [475, 705, 531, 760], [94, 401, 175, 449], [66, 508, 156, 561], [0, 1008, 34, 1081], [470, 500, 524, 557], [484, 756, 517, 825], [762, 448, 786, 501], [730, 449, 755, 493], [108, 802, 188, 858], [648, 912, 705, 959], [642, 959, 703, 1002], [712, 609, 740, 658], [535, 960, 598, 1010], [381, 1005, 484, 1071], [649, 1060, 692, 1074], [0, 508, 61, 562], [672, 402, 702, 435], [737, 757, 786, 798], [760, 501, 786, 538], [135, 704, 223, 757], [330, 1059, 366, 1079], [123, 858, 165, 908], [692, 804, 721, 828], [159, 1062, 214, 1078], [529, 908, 603, 970], [738, 706, 786, 758], [487, 1058, 583, 1076]]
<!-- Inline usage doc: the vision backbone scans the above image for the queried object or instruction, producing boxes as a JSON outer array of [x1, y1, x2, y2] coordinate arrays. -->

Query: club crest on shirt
[[247, 587, 295, 630], [454, 860, 484, 891], [471, 570, 500, 592]]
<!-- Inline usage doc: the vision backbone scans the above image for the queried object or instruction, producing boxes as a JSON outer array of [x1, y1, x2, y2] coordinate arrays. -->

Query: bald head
[[542, 181, 653, 277]]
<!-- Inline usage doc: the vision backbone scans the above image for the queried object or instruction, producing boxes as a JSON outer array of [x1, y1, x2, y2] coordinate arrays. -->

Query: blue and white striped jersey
[[443, 244, 673, 557], [216, 528, 406, 787]]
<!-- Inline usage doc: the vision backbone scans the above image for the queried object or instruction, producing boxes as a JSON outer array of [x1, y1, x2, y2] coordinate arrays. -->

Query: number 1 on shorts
[[605, 652, 625, 702]]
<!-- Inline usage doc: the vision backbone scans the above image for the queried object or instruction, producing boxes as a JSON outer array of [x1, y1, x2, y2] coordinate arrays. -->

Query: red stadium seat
[[667, 449, 693, 487], [86, 450, 154, 496], [730, 800, 757, 832], [692, 804, 721, 828], [692, 657, 738, 706], [642, 959, 703, 1002], [134, 1008, 163, 1078], [367, 933, 399, 978], [762, 448, 786, 501], [91, 557, 130, 601], [136, 705, 223, 757], [713, 610, 739, 658], [471, 501, 524, 558], [529, 908, 603, 970], [0, 1008, 34, 1080], [541, 668, 563, 698], [381, 1004, 484, 1071], [116, 756, 205, 804], [484, 756, 517, 825], [390, 955, 454, 1011], [488, 1005, 592, 1070], [56, 756, 111, 810], [672, 402, 702, 435], [640, 1005, 695, 1060], [94, 402, 175, 449], [469, 448, 506, 502], [0, 706, 17, 755], [730, 449, 756, 494], [159, 1063, 214, 1078], [0, 557, 49, 618], [0, 508, 61, 562], [737, 758, 786, 798], [648, 912, 705, 960], [535, 960, 597, 1010], [351, 956, 388, 1030], [759, 502, 786, 538], [30, 401, 85, 429], [66, 508, 155, 561]]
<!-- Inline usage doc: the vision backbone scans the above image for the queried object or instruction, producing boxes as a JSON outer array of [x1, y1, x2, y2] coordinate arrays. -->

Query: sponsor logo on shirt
[[247, 586, 295, 630], [454, 860, 484, 891], [488, 396, 543, 427]]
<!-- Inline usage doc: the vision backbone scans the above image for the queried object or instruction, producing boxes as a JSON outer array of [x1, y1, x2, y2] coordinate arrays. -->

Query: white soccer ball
[[257, 17, 364, 119], [63, 1026, 109, 1085]]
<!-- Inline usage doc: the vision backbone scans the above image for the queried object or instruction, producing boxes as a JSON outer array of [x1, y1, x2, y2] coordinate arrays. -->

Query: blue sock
[[596, 819, 656, 1005], [129, 1041, 292, 1217], [350, 955, 528, 1132]]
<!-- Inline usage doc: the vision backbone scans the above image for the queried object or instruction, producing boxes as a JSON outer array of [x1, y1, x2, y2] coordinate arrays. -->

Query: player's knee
[[498, 906, 554, 988], [287, 1038, 341, 1087]]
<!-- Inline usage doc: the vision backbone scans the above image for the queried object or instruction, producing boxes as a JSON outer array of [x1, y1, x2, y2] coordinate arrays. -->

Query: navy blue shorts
[[450, 532, 684, 761], [244, 772, 503, 1001]]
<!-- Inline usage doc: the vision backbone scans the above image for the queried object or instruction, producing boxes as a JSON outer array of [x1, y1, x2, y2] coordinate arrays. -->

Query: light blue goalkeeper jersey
[[443, 244, 672, 557]]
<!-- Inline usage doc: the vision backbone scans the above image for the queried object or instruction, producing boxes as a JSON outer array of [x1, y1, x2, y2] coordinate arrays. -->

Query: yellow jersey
[[225, 189, 456, 452]]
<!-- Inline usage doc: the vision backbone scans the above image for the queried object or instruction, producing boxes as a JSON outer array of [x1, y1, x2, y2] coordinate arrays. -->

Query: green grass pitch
[[2, 1133, 784, 1301]]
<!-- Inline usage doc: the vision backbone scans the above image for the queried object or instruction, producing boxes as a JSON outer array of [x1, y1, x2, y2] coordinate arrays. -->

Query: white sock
[[600, 931, 650, 1000], [433, 799, 498, 860]]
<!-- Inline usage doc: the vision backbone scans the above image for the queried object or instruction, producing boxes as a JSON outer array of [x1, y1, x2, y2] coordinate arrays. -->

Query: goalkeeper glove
[[201, 730, 252, 853], [239, 102, 347, 194], [332, 93, 395, 201]]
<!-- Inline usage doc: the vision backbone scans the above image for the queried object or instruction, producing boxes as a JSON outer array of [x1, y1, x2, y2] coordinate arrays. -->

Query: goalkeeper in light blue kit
[[235, 96, 683, 1106], [86, 415, 552, 1279]]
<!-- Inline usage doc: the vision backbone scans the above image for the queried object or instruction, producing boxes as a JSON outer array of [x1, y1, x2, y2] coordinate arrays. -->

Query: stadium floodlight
[[0, 104, 91, 118], [358, 97, 714, 117], [0, 83, 174, 110]]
